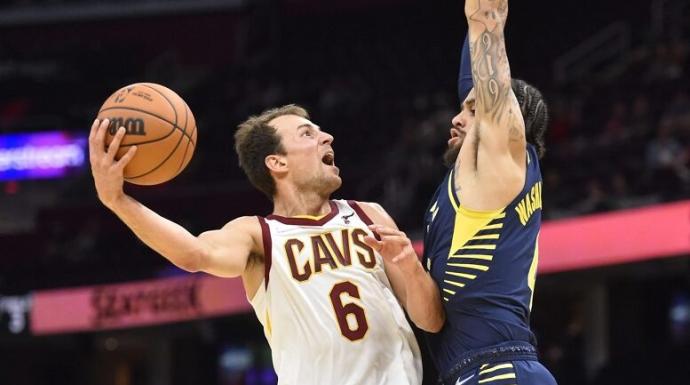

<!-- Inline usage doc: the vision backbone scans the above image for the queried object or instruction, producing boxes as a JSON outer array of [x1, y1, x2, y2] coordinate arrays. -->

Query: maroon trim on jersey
[[257, 216, 272, 288], [347, 200, 381, 241], [266, 200, 339, 226]]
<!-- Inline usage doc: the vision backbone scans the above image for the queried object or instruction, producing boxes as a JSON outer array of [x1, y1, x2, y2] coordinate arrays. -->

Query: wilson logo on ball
[[108, 118, 146, 136]]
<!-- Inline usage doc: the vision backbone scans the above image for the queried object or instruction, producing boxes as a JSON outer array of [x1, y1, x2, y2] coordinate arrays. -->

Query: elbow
[[415, 311, 446, 333], [465, 1, 499, 20], [173, 259, 202, 273], [173, 247, 206, 273]]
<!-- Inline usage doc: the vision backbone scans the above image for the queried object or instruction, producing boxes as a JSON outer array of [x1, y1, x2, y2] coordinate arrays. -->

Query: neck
[[273, 185, 331, 217]]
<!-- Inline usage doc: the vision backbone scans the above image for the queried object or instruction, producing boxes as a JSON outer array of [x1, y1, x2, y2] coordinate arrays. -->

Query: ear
[[265, 154, 288, 174]]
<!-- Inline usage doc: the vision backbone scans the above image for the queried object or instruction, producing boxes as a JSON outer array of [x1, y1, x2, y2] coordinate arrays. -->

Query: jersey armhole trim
[[346, 200, 381, 241], [448, 169, 460, 211], [257, 216, 272, 289]]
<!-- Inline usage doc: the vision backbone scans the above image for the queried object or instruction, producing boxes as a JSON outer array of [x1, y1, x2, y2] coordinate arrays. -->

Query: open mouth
[[450, 128, 461, 139], [322, 152, 335, 166]]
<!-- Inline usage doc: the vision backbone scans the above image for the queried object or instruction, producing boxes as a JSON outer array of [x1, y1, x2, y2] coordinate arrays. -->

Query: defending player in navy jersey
[[427, 1, 556, 383], [370, 1, 556, 384]]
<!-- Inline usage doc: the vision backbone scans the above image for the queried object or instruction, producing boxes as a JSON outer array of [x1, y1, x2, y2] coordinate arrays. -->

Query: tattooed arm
[[465, 0, 525, 161]]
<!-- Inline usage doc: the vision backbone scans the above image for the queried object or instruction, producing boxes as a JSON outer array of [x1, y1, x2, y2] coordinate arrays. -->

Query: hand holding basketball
[[96, 83, 197, 186], [89, 118, 137, 208]]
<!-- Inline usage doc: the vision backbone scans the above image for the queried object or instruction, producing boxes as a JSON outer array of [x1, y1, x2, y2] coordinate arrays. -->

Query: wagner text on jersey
[[514, 181, 542, 226]]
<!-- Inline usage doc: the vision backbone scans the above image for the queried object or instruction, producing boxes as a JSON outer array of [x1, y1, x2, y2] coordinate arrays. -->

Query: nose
[[321, 131, 334, 145], [451, 111, 465, 129]]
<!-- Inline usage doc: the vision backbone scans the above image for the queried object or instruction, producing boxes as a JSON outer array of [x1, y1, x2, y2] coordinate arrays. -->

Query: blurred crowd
[[0, 4, 689, 289], [0, 2, 689, 385]]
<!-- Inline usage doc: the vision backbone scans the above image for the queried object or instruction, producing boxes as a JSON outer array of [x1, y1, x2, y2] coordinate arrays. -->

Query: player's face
[[270, 114, 341, 195], [443, 89, 476, 167]]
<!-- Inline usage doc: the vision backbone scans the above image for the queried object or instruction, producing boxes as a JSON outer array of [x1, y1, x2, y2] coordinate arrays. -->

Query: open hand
[[364, 224, 421, 273]]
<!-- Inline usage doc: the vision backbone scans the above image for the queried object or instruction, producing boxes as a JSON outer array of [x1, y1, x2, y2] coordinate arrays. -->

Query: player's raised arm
[[465, 0, 525, 159], [458, 34, 474, 102], [89, 118, 261, 279]]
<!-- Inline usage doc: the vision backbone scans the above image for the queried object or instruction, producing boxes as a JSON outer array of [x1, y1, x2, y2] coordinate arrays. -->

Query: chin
[[329, 176, 343, 191], [443, 145, 461, 168]]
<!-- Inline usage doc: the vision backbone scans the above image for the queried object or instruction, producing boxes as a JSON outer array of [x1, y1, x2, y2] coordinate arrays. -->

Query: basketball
[[96, 83, 197, 185]]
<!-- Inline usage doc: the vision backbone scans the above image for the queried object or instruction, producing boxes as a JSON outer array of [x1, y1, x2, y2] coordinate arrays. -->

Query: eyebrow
[[296, 123, 320, 131], [461, 99, 476, 112]]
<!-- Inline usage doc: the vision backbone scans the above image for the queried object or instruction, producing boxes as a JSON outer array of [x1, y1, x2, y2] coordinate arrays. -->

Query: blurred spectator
[[645, 120, 688, 198], [645, 43, 685, 83], [600, 100, 629, 144], [628, 95, 653, 140], [573, 178, 611, 215]]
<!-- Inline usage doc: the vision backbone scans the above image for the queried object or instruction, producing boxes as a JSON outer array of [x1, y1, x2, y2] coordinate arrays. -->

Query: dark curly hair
[[512, 79, 548, 158]]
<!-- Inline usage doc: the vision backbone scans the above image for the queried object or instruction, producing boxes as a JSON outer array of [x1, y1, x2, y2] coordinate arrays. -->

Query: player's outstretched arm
[[89, 119, 261, 278], [465, 0, 525, 159], [458, 34, 474, 103], [359, 203, 445, 333]]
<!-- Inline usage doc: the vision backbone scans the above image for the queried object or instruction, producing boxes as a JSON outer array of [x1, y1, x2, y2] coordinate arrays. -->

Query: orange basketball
[[96, 83, 197, 185]]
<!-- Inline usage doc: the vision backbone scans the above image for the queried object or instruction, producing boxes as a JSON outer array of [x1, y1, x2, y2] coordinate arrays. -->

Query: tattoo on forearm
[[468, 0, 511, 121], [467, 0, 524, 143]]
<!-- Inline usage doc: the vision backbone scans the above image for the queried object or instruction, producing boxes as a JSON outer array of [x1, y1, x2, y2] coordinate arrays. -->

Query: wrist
[[399, 255, 424, 275], [103, 192, 129, 213]]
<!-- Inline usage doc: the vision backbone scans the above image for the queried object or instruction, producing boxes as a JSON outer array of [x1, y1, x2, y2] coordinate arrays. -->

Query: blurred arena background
[[0, 0, 689, 384]]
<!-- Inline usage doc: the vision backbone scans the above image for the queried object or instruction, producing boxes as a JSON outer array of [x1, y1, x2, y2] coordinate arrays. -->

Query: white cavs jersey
[[249, 200, 422, 385]]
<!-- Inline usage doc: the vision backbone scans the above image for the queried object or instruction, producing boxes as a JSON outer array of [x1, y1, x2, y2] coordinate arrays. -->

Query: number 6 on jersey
[[329, 281, 369, 341]]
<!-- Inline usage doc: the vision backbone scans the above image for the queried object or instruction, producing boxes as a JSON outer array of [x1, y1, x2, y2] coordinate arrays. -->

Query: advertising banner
[[31, 275, 250, 335], [0, 131, 87, 181]]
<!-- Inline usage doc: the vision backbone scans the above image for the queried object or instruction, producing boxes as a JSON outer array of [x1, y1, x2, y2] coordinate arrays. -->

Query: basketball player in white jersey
[[88, 104, 443, 385]]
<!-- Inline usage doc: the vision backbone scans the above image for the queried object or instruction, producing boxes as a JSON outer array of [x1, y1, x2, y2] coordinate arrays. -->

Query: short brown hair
[[235, 104, 309, 199]]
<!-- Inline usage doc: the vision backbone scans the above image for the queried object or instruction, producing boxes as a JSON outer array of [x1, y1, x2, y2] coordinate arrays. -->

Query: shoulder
[[201, 215, 264, 248], [221, 215, 263, 233], [351, 201, 398, 230]]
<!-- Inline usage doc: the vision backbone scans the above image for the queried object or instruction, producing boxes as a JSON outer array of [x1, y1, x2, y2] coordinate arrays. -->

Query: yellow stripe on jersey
[[447, 170, 460, 211], [528, 233, 540, 310], [471, 234, 501, 240], [479, 363, 514, 375], [478, 373, 516, 383], [450, 206, 505, 254], [447, 205, 502, 259], [442, 193, 505, 300], [460, 244, 497, 250], [444, 279, 466, 288], [447, 271, 477, 279], [450, 254, 494, 261], [448, 263, 490, 271]]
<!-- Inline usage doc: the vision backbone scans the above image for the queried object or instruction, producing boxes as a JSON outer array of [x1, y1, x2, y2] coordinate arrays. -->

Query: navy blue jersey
[[423, 144, 543, 375]]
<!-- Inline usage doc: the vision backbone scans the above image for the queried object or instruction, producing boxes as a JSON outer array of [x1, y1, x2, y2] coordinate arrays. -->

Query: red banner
[[31, 201, 690, 335], [413, 200, 690, 273], [537, 200, 690, 273], [31, 275, 251, 335]]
